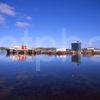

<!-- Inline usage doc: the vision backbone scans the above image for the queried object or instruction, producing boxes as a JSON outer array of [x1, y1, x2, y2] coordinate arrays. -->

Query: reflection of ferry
[[8, 54, 34, 61]]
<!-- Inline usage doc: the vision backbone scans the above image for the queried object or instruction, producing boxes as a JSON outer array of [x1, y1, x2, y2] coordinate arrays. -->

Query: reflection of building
[[71, 41, 81, 51], [71, 55, 81, 64], [56, 55, 66, 58]]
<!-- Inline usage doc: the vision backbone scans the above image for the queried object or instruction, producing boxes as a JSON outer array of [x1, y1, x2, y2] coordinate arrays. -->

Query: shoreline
[[0, 48, 100, 56], [6, 49, 100, 56]]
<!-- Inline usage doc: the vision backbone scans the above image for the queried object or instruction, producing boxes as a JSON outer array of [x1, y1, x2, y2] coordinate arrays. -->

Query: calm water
[[0, 50, 100, 100]]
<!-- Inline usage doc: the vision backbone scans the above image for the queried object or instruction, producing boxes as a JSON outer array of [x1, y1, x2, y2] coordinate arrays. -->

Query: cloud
[[0, 3, 16, 16], [0, 15, 5, 24], [16, 21, 31, 28], [26, 16, 32, 20]]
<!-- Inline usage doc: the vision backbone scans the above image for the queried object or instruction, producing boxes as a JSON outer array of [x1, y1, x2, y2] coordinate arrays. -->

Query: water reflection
[[7, 54, 35, 61], [6, 53, 82, 64], [6, 50, 36, 61], [0, 50, 100, 100], [71, 55, 81, 64]]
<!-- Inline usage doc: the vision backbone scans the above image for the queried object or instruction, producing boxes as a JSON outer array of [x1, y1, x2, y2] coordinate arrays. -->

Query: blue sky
[[0, 0, 100, 48]]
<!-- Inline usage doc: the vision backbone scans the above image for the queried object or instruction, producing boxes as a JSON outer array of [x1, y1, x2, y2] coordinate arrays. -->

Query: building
[[56, 48, 66, 52], [87, 47, 95, 50], [87, 47, 100, 53], [94, 49, 100, 52], [71, 41, 81, 51]]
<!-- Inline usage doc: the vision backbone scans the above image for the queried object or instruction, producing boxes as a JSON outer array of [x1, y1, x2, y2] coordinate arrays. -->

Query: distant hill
[[0, 47, 9, 50]]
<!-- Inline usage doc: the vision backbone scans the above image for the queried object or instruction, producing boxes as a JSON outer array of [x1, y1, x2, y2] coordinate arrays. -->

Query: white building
[[87, 47, 100, 52], [94, 49, 100, 52], [56, 48, 66, 52], [87, 47, 95, 50]]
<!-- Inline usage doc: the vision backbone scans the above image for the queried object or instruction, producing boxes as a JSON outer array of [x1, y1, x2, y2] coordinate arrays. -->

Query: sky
[[0, 0, 100, 48]]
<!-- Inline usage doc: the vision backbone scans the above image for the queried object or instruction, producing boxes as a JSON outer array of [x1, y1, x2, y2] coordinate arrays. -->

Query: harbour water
[[0, 50, 100, 100]]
